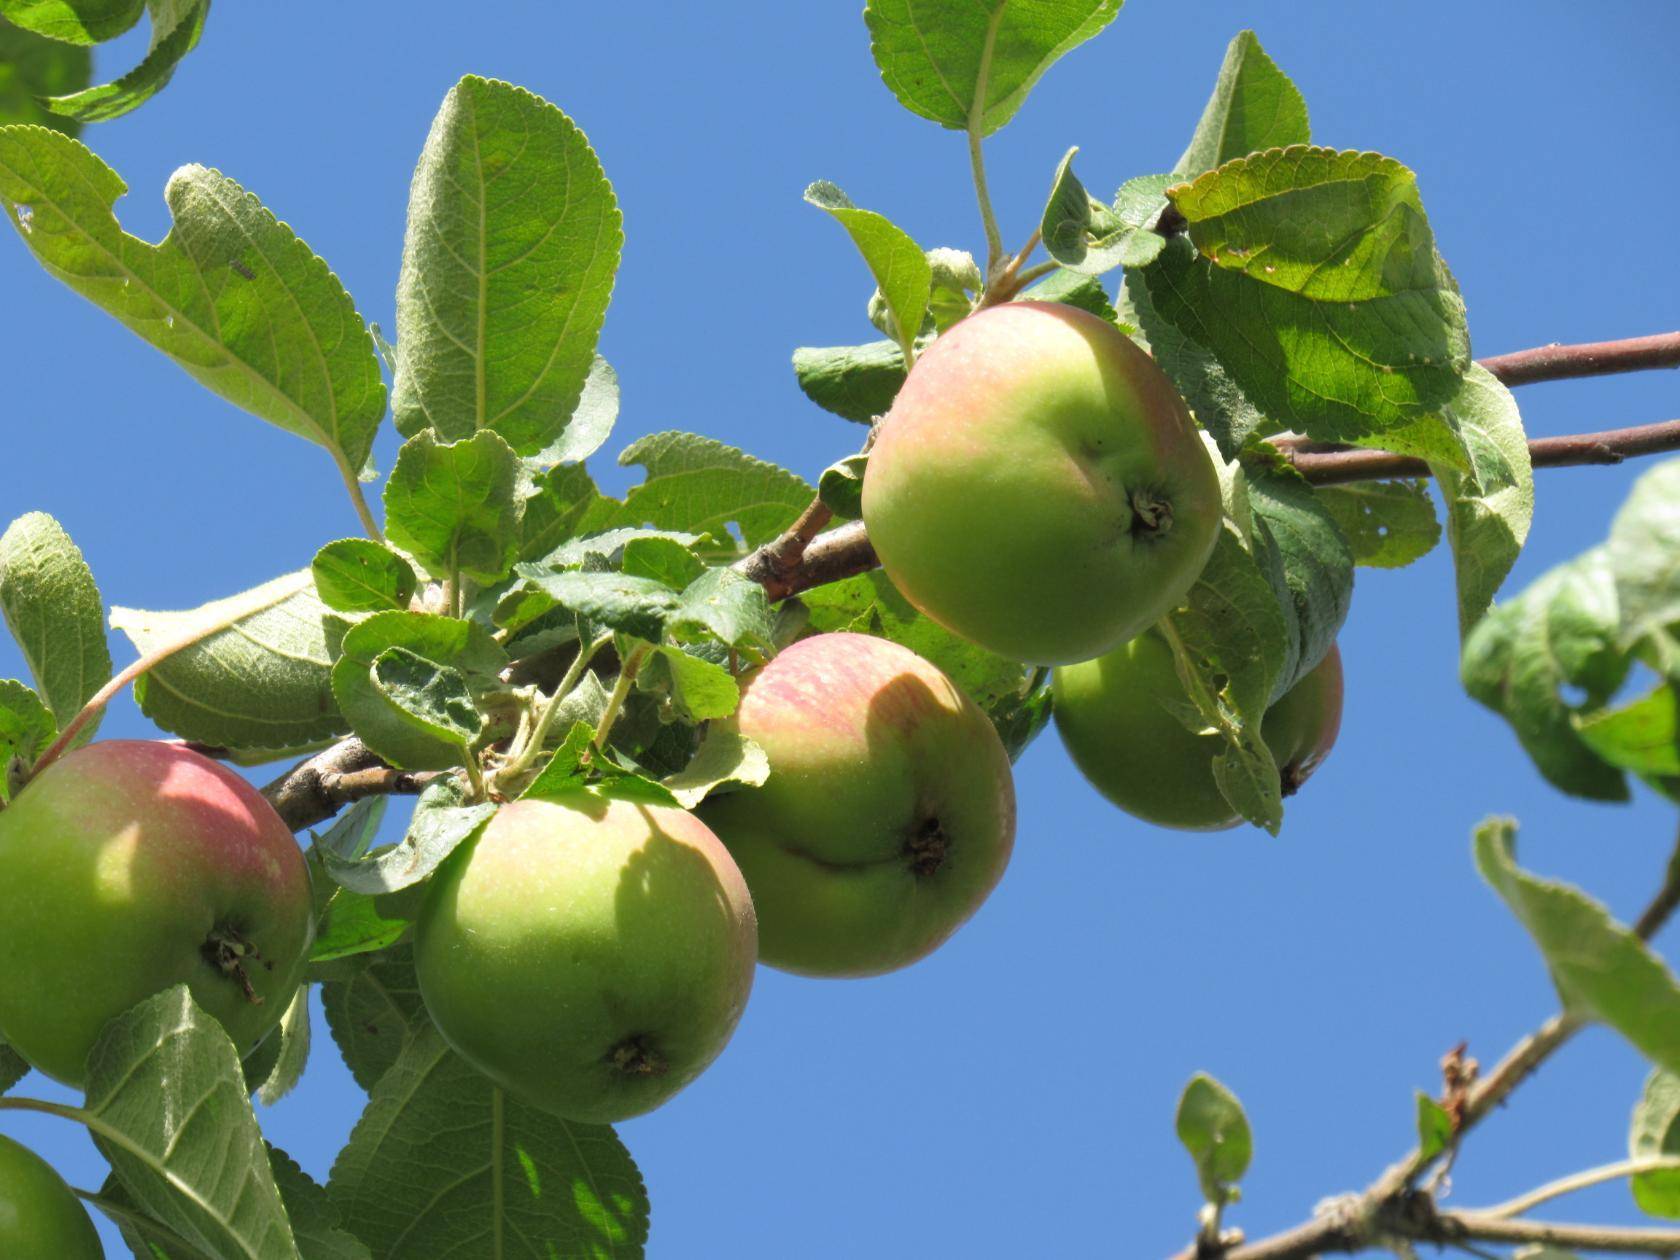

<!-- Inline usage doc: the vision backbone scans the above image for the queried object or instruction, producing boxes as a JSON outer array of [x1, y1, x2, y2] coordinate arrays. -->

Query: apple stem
[[494, 632, 614, 790], [592, 645, 650, 753]]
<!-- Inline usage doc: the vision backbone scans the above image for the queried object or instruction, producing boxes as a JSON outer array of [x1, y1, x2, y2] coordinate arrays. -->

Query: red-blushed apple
[[415, 794, 757, 1124], [861, 300, 1222, 665], [0, 1134, 104, 1258], [697, 632, 1016, 976], [1053, 636, 1344, 830], [0, 741, 313, 1085]]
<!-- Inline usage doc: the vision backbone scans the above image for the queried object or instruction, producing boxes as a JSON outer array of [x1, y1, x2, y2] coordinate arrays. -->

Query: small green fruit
[[698, 632, 1016, 976], [1053, 635, 1344, 830], [416, 794, 757, 1124], [0, 1134, 105, 1258], [861, 300, 1222, 665]]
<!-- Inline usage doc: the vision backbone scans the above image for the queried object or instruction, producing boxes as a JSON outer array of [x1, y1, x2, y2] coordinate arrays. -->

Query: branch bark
[[1480, 331, 1680, 386], [261, 738, 436, 832]]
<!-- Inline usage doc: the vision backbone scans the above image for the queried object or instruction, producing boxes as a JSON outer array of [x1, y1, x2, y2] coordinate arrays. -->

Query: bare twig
[[1479, 1155, 1680, 1220], [261, 738, 436, 832], [1480, 331, 1680, 386]]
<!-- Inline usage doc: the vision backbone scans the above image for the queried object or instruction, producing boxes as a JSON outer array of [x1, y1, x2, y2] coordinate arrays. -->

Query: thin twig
[[260, 738, 435, 832], [1437, 1211, 1680, 1254], [1480, 331, 1680, 386], [1478, 1155, 1680, 1220]]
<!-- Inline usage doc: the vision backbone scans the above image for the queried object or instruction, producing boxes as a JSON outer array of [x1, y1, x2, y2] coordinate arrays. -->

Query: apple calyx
[[607, 1034, 669, 1078], [1130, 487, 1175, 539], [202, 923, 269, 1005], [903, 815, 948, 878]]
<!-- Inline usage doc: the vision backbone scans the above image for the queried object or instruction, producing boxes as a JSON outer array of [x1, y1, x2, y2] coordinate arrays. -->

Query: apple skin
[[697, 632, 1016, 976], [0, 741, 314, 1085], [861, 301, 1222, 666], [1052, 635, 1343, 830], [0, 1134, 104, 1259], [415, 794, 757, 1124]]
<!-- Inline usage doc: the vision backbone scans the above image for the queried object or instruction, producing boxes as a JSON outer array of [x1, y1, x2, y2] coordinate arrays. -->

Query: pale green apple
[[698, 632, 1015, 976], [1053, 635, 1344, 830], [416, 794, 757, 1124], [861, 300, 1221, 665], [0, 1134, 104, 1259], [0, 741, 314, 1085]]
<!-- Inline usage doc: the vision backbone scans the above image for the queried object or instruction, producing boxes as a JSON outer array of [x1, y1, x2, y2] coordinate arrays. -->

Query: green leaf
[[1631, 1071, 1680, 1219], [331, 611, 506, 770], [1415, 1091, 1453, 1163], [864, 0, 1120, 136], [1246, 463, 1353, 698], [527, 353, 619, 467], [1175, 30, 1311, 178], [323, 779, 495, 895], [1461, 548, 1630, 801], [1430, 365, 1534, 637], [384, 430, 522, 585], [253, 985, 310, 1108], [0, 1035, 28, 1094], [1175, 1072, 1252, 1204], [670, 566, 776, 653], [1608, 458, 1680, 672], [312, 539, 418, 614], [0, 19, 90, 134], [647, 645, 739, 722], [370, 647, 481, 750], [0, 679, 54, 798], [1316, 480, 1441, 569], [0, 0, 143, 44], [662, 727, 769, 808], [1576, 684, 1680, 790], [518, 463, 615, 562], [0, 510, 110, 736], [985, 667, 1054, 763], [819, 453, 869, 521], [805, 179, 929, 357], [326, 1021, 649, 1257], [41, 0, 208, 124], [309, 807, 413, 965], [1021, 264, 1119, 322], [792, 340, 906, 423], [620, 535, 706, 591], [922, 246, 982, 331], [536, 526, 706, 572], [0, 128, 385, 482], [392, 76, 622, 456], [111, 570, 348, 753], [611, 431, 814, 552], [1476, 818, 1680, 1075], [520, 719, 596, 800], [1039, 147, 1160, 275], [84, 987, 299, 1259], [318, 944, 425, 1092], [266, 1145, 372, 1260], [510, 568, 678, 643]]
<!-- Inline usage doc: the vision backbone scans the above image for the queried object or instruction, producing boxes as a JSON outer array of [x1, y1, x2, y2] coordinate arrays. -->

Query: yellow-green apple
[[1053, 635, 1344, 830], [415, 794, 757, 1124], [0, 1134, 104, 1258], [0, 741, 313, 1085], [697, 632, 1015, 976], [861, 300, 1221, 665]]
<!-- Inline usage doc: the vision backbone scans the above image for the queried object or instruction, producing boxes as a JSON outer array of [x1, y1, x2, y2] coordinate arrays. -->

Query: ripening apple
[[861, 300, 1222, 666], [0, 741, 314, 1085], [1053, 634, 1344, 830], [0, 1134, 104, 1259], [697, 632, 1016, 976], [415, 794, 757, 1124]]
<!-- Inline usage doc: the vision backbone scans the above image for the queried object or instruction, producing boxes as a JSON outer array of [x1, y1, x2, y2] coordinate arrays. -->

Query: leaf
[[0, 0, 144, 44], [1039, 147, 1159, 275], [371, 647, 481, 750], [1430, 365, 1534, 637], [111, 570, 348, 753], [1608, 458, 1680, 672], [0, 1035, 27, 1094], [647, 645, 739, 722], [326, 1021, 649, 1258], [0, 679, 54, 798], [309, 803, 413, 963], [1576, 684, 1680, 788], [312, 539, 418, 614], [384, 430, 522, 586], [0, 128, 385, 481], [536, 526, 706, 572], [323, 779, 495, 895], [1246, 463, 1353, 698], [510, 569, 678, 643], [662, 727, 769, 808], [519, 463, 615, 562], [253, 985, 310, 1108], [392, 76, 622, 456], [520, 719, 597, 800], [982, 668, 1054, 763], [318, 944, 425, 1091], [1175, 30, 1311, 177], [819, 453, 869, 521], [670, 566, 776, 653], [1461, 548, 1630, 801], [792, 340, 907, 423], [1175, 1073, 1252, 1204], [41, 0, 208, 124], [267, 1146, 372, 1260], [1416, 1092, 1453, 1163], [1477, 819, 1680, 1076], [805, 179, 929, 357], [1630, 1071, 1680, 1219], [864, 0, 1120, 136], [620, 535, 706, 592], [1021, 265, 1119, 322], [0, 18, 90, 134], [0, 510, 110, 736], [84, 987, 299, 1259], [611, 431, 813, 551], [330, 611, 505, 770], [1316, 480, 1441, 569], [527, 354, 620, 467]]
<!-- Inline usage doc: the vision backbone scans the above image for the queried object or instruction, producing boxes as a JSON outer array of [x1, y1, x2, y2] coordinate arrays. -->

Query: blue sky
[[3, 2, 1679, 1255]]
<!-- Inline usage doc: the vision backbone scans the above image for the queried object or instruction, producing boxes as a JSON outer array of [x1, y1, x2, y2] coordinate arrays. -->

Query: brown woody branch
[[261, 739, 436, 833], [1481, 331, 1680, 386]]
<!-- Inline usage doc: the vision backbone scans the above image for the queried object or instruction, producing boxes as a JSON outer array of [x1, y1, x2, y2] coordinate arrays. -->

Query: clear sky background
[[2, 3, 1679, 1255]]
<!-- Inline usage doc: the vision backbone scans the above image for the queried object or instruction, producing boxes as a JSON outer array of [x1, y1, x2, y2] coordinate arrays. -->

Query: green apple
[[1053, 634, 1344, 830], [0, 1134, 104, 1258], [0, 741, 314, 1085], [861, 300, 1221, 665], [697, 632, 1015, 976], [415, 794, 757, 1124]]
